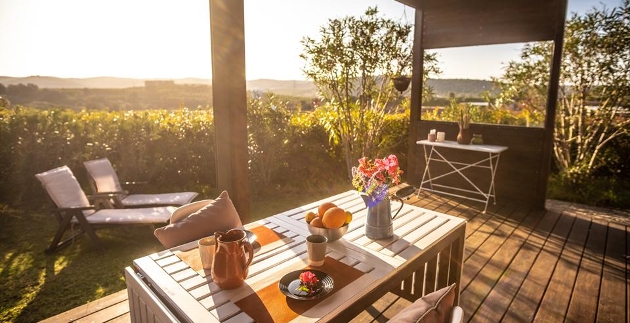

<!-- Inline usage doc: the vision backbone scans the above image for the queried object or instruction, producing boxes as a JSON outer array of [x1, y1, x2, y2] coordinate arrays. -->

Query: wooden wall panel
[[413, 121, 547, 209]]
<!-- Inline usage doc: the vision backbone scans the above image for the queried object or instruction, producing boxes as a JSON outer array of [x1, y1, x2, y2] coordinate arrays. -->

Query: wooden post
[[539, 0, 567, 209], [209, 0, 250, 223], [407, 8, 424, 186]]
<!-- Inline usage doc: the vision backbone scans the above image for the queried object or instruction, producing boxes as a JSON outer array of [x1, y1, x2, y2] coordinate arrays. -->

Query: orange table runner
[[174, 226, 286, 272], [235, 257, 365, 323]]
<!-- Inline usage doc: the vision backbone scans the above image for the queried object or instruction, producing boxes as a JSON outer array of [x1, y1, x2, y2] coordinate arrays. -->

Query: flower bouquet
[[351, 155, 403, 207]]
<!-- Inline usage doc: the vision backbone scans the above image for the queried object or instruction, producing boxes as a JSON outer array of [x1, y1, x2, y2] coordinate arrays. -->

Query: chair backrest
[[35, 166, 90, 208], [83, 158, 123, 193]]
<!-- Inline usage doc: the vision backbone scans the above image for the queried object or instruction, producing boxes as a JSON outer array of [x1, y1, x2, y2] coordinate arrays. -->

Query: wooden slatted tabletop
[[128, 190, 466, 322]]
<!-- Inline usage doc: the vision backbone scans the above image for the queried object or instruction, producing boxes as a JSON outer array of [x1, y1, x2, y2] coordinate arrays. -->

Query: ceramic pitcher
[[211, 229, 254, 289]]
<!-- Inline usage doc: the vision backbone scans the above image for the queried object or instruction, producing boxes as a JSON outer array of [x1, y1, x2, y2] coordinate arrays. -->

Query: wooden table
[[125, 190, 466, 323], [416, 140, 508, 213]]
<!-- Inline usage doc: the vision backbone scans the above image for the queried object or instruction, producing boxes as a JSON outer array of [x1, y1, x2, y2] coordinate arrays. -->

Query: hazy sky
[[0, 0, 619, 81]]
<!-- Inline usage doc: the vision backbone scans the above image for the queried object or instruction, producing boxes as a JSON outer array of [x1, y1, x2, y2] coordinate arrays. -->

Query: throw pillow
[[154, 191, 243, 248], [388, 283, 457, 323]]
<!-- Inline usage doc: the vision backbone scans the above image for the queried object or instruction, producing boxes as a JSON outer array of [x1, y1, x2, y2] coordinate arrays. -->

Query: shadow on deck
[[43, 191, 630, 322]]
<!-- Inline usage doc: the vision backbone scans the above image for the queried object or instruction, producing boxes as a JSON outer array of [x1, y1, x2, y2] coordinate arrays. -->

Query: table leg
[[448, 225, 466, 305], [486, 152, 502, 212], [418, 145, 434, 195]]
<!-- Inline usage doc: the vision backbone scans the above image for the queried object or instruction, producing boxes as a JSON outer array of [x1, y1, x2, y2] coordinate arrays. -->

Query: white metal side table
[[416, 140, 508, 213]]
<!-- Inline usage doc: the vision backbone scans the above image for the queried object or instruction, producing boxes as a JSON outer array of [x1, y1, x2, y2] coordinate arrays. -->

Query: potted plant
[[392, 75, 411, 93]]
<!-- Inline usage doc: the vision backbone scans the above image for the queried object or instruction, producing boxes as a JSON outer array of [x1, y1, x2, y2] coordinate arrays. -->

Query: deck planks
[[503, 207, 575, 322], [43, 193, 629, 323], [565, 218, 608, 323], [41, 289, 130, 323], [597, 222, 626, 323], [470, 208, 544, 322], [532, 209, 590, 322]]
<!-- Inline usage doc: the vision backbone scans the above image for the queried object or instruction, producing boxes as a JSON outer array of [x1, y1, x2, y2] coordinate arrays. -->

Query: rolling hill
[[0, 76, 495, 98]]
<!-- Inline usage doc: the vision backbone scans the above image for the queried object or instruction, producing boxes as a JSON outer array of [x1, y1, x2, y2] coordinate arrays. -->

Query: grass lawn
[[0, 184, 350, 322]]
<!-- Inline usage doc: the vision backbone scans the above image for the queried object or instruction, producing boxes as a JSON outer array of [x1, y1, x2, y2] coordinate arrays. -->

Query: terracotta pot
[[457, 128, 471, 145]]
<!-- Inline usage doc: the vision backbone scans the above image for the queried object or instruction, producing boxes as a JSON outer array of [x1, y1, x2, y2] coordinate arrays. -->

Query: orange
[[318, 202, 337, 217], [305, 211, 317, 223], [322, 207, 346, 229], [310, 217, 325, 228], [344, 211, 353, 225]]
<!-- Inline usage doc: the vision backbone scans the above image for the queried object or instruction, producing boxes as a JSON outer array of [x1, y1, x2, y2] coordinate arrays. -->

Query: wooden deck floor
[[43, 192, 630, 323]]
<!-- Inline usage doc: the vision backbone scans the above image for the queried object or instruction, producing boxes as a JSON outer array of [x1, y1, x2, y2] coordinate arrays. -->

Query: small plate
[[278, 270, 334, 300]]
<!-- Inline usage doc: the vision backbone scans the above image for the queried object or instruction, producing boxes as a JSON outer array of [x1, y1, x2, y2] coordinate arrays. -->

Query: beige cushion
[[76, 207, 176, 224], [154, 191, 243, 248], [389, 283, 456, 323], [84, 157, 198, 207], [169, 199, 214, 224], [121, 192, 199, 207], [35, 166, 91, 209], [83, 158, 124, 192]]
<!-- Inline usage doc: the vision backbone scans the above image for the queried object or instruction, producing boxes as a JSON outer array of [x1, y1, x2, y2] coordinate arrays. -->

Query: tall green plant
[[301, 7, 439, 178]]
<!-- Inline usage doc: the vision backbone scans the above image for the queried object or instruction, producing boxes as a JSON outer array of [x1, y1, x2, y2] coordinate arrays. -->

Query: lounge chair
[[35, 165, 177, 253], [83, 158, 198, 208]]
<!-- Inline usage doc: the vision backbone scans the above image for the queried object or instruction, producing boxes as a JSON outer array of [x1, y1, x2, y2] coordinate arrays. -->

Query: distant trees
[[495, 0, 630, 185], [0, 83, 213, 110], [301, 7, 440, 178]]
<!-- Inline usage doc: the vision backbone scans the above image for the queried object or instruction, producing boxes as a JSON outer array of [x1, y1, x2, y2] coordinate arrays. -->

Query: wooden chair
[[35, 165, 177, 253], [83, 158, 198, 208]]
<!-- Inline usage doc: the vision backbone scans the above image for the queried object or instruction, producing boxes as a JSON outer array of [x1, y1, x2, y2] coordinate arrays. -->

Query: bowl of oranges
[[305, 202, 352, 242]]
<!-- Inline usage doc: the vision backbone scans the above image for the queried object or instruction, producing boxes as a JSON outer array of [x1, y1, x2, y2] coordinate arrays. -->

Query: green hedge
[[0, 102, 409, 208], [0, 107, 218, 206]]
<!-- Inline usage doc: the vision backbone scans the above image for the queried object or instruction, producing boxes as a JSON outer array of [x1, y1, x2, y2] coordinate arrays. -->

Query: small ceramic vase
[[470, 134, 483, 145], [457, 128, 471, 145]]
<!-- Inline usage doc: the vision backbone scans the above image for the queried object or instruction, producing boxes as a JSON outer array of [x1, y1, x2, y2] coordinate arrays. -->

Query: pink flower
[[299, 271, 319, 285], [297, 271, 320, 295]]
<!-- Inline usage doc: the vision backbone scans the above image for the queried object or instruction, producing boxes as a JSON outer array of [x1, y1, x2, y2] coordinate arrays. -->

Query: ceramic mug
[[198, 236, 216, 270], [306, 234, 328, 266]]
